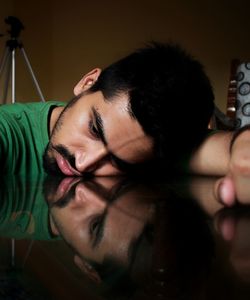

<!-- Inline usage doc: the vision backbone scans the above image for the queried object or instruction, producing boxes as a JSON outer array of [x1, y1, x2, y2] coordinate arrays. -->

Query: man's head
[[43, 42, 214, 176], [46, 176, 155, 273], [44, 175, 214, 299]]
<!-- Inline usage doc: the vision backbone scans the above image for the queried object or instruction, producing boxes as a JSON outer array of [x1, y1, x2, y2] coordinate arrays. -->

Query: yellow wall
[[1, 0, 250, 111]]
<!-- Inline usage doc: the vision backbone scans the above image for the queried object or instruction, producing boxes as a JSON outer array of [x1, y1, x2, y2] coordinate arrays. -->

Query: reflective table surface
[[0, 174, 250, 299]]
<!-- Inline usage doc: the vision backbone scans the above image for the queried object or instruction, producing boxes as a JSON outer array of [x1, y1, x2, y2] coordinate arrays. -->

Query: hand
[[216, 129, 250, 206], [214, 207, 250, 282]]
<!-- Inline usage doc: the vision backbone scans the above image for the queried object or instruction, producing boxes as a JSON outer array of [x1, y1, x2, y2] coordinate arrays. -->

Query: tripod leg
[[0, 48, 11, 103], [11, 49, 16, 103], [0, 47, 10, 77], [3, 52, 11, 104], [20, 47, 45, 102]]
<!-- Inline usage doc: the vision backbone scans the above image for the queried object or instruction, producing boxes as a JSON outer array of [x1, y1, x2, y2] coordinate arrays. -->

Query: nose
[[75, 147, 108, 174]]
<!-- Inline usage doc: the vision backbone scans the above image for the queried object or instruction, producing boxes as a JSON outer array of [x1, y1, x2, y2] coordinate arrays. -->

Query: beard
[[43, 98, 79, 175], [44, 175, 79, 208], [43, 143, 62, 175], [43, 143, 77, 175]]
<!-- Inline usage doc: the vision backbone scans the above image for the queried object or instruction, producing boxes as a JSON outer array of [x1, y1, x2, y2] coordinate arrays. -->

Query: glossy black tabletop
[[0, 174, 250, 300]]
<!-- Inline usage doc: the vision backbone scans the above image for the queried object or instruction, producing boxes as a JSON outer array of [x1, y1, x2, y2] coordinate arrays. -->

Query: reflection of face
[[43, 91, 153, 176], [48, 177, 153, 266]]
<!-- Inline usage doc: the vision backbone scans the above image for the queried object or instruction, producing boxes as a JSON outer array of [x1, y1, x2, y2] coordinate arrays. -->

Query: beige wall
[[1, 0, 250, 111]]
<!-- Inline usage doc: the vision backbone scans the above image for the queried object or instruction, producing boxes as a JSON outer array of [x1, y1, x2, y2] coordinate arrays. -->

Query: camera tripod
[[0, 16, 45, 103], [0, 17, 44, 269]]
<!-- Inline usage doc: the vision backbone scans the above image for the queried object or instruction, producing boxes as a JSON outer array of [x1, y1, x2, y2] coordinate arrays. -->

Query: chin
[[43, 149, 61, 175]]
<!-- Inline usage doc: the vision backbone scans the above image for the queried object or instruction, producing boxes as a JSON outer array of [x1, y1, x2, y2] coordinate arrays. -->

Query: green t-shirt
[[0, 101, 65, 175], [0, 174, 58, 240]]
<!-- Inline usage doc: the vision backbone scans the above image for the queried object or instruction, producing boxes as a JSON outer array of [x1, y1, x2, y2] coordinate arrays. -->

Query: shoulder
[[0, 101, 65, 117]]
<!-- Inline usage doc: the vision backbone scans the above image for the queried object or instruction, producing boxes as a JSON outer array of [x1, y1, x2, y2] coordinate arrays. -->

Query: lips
[[57, 177, 80, 200], [54, 151, 81, 176]]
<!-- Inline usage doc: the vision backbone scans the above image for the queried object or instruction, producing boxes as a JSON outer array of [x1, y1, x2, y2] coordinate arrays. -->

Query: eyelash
[[90, 214, 102, 236], [89, 213, 104, 246], [89, 119, 100, 139]]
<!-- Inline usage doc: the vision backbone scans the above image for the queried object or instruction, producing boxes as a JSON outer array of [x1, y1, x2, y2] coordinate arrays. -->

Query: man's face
[[48, 177, 153, 265], [43, 90, 153, 176]]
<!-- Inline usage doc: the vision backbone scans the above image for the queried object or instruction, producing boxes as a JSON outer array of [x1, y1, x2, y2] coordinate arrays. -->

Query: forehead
[[96, 92, 154, 163]]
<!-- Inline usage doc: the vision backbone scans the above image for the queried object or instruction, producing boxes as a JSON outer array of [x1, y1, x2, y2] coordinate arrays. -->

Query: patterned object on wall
[[235, 62, 250, 128]]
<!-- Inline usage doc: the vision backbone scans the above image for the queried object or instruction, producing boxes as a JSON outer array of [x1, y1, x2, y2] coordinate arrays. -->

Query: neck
[[49, 106, 64, 135]]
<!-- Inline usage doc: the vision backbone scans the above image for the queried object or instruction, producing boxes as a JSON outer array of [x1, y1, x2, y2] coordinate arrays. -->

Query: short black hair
[[85, 186, 214, 300], [90, 42, 214, 170]]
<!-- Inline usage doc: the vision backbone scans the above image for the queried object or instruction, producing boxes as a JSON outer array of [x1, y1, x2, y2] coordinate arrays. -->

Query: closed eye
[[88, 119, 100, 140], [89, 213, 106, 248], [91, 107, 107, 145]]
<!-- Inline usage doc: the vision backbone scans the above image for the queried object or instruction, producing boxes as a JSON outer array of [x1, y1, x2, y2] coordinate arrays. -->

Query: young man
[[0, 42, 214, 176]]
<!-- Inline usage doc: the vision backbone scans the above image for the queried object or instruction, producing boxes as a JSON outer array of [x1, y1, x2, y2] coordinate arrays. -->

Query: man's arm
[[189, 130, 233, 176], [215, 129, 250, 206], [190, 128, 250, 206]]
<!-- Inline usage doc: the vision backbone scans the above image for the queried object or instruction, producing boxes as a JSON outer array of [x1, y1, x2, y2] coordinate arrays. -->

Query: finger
[[218, 216, 236, 241], [233, 175, 250, 205], [230, 130, 250, 204], [215, 177, 236, 207]]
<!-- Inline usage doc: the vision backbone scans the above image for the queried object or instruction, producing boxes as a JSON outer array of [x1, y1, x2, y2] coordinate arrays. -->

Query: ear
[[74, 255, 102, 284], [73, 68, 102, 96]]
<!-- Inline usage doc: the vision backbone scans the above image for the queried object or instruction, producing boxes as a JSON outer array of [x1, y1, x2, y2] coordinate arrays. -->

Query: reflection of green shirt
[[0, 101, 64, 175], [0, 175, 57, 240]]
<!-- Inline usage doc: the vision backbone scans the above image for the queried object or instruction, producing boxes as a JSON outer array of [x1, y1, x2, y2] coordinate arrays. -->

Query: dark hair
[[85, 188, 214, 300], [90, 42, 214, 170]]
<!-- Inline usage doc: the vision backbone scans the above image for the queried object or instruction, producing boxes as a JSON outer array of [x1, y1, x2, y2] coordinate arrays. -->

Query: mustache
[[49, 181, 78, 209], [53, 144, 76, 170]]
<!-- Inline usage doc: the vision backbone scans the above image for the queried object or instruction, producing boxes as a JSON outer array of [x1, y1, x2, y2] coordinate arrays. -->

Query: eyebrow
[[127, 228, 146, 270], [92, 107, 107, 146], [92, 107, 135, 171], [90, 180, 124, 248]]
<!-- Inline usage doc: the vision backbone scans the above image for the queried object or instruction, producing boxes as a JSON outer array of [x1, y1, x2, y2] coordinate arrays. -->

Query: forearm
[[214, 127, 250, 206], [189, 131, 233, 176]]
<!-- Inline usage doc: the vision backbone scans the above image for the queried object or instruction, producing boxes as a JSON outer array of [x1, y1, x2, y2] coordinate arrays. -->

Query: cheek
[[53, 115, 91, 144], [67, 115, 89, 137]]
